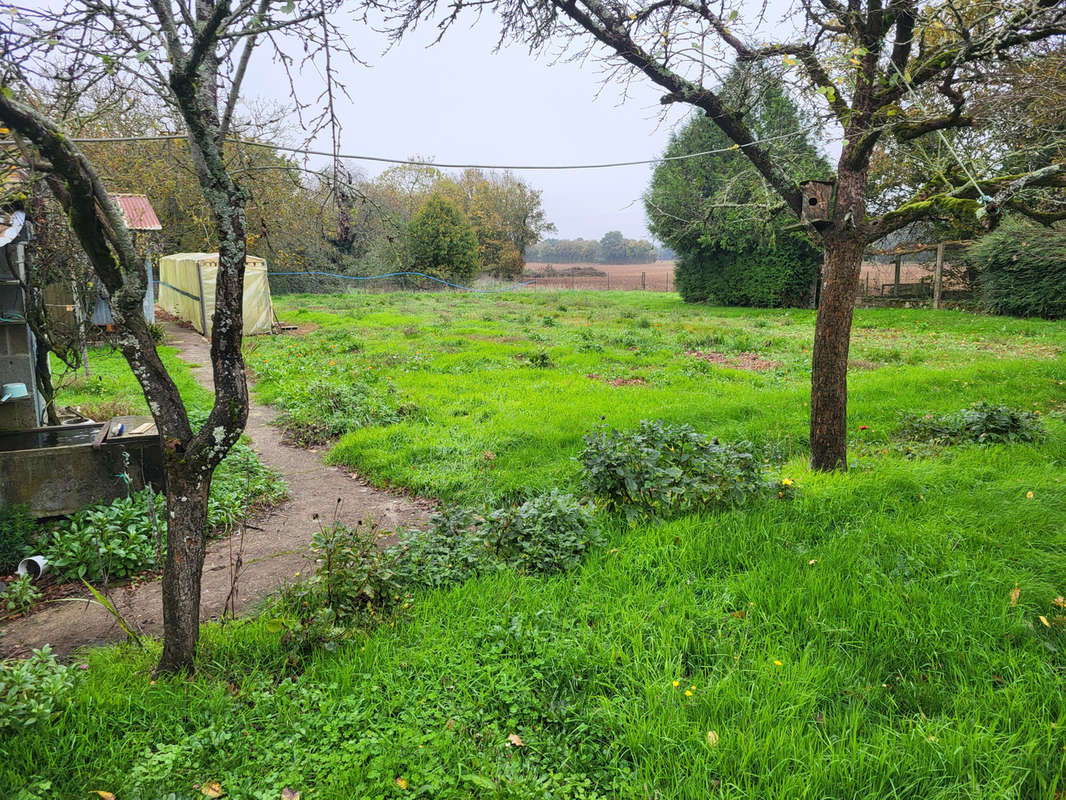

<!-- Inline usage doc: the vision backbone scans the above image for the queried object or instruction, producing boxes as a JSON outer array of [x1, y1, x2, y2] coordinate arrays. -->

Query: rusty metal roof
[[112, 194, 162, 231]]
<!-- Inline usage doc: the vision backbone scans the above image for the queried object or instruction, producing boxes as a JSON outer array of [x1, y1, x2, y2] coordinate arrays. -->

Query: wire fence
[[267, 266, 676, 295]]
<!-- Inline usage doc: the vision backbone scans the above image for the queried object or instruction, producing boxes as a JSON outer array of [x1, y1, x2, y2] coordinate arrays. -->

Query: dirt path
[[0, 322, 431, 658]]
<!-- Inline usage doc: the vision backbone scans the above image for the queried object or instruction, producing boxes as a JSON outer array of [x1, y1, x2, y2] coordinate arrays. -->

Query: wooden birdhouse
[[799, 180, 835, 226]]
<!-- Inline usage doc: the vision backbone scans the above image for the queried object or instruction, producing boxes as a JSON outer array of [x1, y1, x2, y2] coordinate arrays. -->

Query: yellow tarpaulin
[[158, 253, 274, 336]]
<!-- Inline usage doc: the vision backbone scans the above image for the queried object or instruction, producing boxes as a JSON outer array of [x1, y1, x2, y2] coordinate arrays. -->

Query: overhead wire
[[60, 129, 813, 171]]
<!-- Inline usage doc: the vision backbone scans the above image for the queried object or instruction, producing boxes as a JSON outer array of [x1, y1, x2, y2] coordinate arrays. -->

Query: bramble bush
[[485, 490, 601, 575], [898, 402, 1045, 447], [579, 419, 772, 519], [274, 494, 601, 653]]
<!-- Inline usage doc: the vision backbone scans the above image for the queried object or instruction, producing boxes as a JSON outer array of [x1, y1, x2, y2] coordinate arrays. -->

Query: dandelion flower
[[684, 690, 693, 697], [672, 680, 680, 687], [773, 660, 783, 667]]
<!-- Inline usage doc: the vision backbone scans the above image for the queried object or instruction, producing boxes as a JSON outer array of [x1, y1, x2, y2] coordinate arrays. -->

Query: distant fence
[[858, 241, 974, 307], [268, 266, 675, 294]]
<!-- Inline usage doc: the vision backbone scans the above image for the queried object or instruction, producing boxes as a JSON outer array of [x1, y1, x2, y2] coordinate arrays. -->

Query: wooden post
[[933, 242, 945, 309], [641, 271, 646, 290], [571, 271, 575, 290], [607, 272, 610, 290], [893, 254, 901, 296]]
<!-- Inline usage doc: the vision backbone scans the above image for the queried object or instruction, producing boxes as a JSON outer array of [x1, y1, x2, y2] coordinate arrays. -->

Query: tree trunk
[[157, 469, 212, 674], [809, 165, 867, 472]]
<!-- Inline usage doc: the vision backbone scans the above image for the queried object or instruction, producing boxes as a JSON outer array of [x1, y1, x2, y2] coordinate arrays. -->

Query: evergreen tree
[[645, 66, 829, 306], [407, 194, 481, 284]]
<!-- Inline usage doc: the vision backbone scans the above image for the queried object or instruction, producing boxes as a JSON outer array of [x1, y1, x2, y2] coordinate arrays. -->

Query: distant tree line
[[17, 90, 555, 291], [526, 231, 659, 264]]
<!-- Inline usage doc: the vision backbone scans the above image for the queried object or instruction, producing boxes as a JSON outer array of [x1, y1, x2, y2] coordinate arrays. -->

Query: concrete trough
[[0, 416, 165, 517]]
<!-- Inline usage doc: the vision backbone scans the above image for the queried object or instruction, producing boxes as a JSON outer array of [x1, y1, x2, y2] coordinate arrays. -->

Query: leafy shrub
[[0, 646, 75, 732], [0, 502, 36, 574], [2, 574, 42, 614], [310, 520, 406, 620], [42, 441, 284, 583], [274, 377, 405, 446], [898, 402, 1045, 447], [580, 419, 769, 519], [484, 490, 601, 575], [966, 223, 1066, 318], [388, 508, 498, 590], [524, 350, 555, 369], [43, 493, 162, 582]]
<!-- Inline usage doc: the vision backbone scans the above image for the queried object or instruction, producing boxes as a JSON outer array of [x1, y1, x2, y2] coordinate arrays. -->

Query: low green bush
[[309, 520, 406, 620], [0, 503, 36, 574], [1, 574, 41, 614], [580, 419, 770, 519], [273, 377, 407, 446], [388, 508, 498, 590], [42, 441, 285, 583], [898, 402, 1045, 447], [484, 490, 601, 575], [42, 493, 162, 582], [0, 646, 75, 732]]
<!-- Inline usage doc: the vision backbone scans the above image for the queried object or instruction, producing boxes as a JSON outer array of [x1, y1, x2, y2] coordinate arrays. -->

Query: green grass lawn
[[4, 291, 1066, 799]]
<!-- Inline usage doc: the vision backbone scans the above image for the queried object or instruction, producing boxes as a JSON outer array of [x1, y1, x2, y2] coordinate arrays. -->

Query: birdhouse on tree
[[799, 180, 835, 227]]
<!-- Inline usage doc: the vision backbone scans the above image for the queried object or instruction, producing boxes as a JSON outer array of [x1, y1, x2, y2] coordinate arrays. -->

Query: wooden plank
[[932, 242, 945, 309]]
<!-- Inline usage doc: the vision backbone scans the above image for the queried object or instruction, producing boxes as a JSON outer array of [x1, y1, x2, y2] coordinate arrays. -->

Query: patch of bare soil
[[849, 359, 881, 370], [588, 373, 648, 387], [0, 321, 431, 659], [685, 350, 778, 371]]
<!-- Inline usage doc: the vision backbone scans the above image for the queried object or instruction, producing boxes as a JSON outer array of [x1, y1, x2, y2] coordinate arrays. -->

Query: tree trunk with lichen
[[0, 64, 248, 675], [809, 168, 868, 472], [157, 468, 212, 672]]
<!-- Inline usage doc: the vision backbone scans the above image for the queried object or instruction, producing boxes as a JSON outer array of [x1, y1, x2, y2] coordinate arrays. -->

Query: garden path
[[0, 321, 431, 658]]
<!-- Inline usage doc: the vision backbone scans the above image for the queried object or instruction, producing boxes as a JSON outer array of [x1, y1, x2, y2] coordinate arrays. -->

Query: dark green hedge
[[674, 233, 821, 307], [966, 224, 1066, 319]]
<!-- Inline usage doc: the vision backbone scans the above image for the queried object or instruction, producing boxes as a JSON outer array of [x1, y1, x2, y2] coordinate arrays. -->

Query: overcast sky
[[246, 13, 696, 242]]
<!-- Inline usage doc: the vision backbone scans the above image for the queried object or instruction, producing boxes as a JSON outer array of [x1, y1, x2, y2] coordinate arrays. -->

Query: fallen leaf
[[395, 778, 408, 790], [1010, 584, 1021, 607], [706, 730, 719, 747], [1039, 615, 1051, 628], [93, 793, 117, 800], [281, 790, 300, 800], [201, 782, 224, 798], [1054, 596, 1065, 608], [808, 559, 817, 566], [445, 718, 456, 730], [1026, 490, 1034, 499], [507, 733, 525, 747], [729, 611, 746, 619]]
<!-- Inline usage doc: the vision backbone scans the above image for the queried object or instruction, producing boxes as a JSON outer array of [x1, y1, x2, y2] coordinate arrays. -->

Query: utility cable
[[58, 129, 811, 171]]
